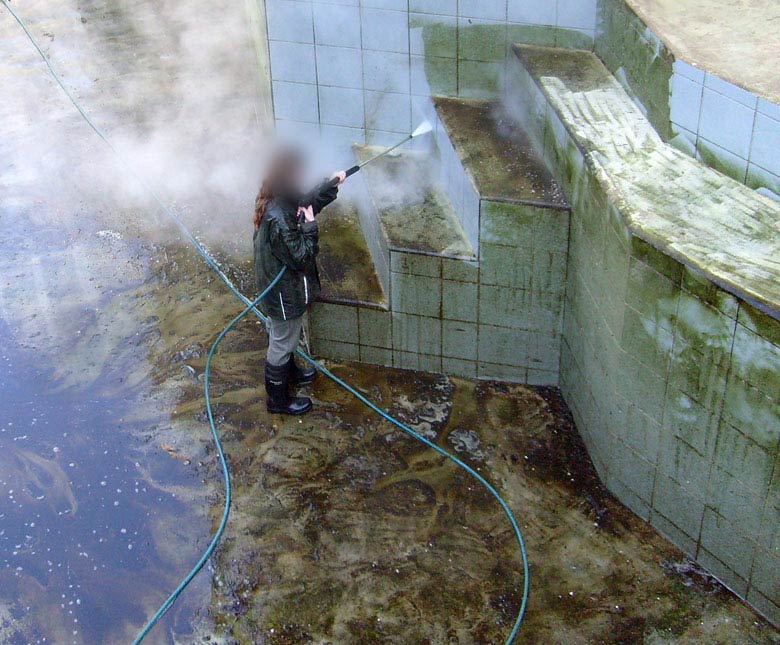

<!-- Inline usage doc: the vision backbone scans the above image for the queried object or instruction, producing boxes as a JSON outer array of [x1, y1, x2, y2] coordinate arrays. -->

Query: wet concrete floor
[[151, 246, 780, 644]]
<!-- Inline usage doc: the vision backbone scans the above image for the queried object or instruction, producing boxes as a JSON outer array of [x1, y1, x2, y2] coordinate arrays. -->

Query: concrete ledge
[[511, 44, 780, 322], [317, 201, 387, 310], [433, 96, 568, 210]]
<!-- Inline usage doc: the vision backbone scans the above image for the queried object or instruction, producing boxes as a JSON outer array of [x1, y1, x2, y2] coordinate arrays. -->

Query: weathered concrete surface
[[158, 252, 780, 642], [625, 0, 780, 104], [596, 0, 675, 141], [513, 45, 780, 321], [317, 201, 387, 308], [434, 97, 568, 208], [358, 147, 475, 259]]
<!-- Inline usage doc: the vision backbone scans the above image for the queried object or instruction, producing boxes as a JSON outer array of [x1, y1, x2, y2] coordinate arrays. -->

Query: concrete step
[[597, 0, 780, 197], [357, 145, 475, 261], [309, 98, 572, 385], [316, 201, 387, 310], [434, 96, 567, 209]]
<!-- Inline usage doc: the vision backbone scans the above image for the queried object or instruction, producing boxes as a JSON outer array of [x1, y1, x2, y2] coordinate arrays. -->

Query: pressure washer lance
[[299, 120, 433, 218], [337, 120, 434, 184]]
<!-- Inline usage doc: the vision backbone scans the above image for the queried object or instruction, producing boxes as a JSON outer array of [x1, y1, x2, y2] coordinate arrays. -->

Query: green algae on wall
[[562, 154, 780, 618], [519, 40, 780, 622], [411, 19, 595, 100], [596, 0, 674, 140]]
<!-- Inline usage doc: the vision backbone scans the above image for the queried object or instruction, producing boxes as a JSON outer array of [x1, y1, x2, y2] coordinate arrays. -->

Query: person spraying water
[[253, 146, 347, 416], [253, 124, 432, 416]]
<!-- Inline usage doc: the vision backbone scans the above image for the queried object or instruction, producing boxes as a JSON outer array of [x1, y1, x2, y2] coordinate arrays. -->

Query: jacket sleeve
[[301, 179, 339, 215], [268, 215, 319, 272]]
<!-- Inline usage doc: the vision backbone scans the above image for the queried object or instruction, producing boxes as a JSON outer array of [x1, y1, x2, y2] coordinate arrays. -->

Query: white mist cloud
[[0, 0, 272, 241]]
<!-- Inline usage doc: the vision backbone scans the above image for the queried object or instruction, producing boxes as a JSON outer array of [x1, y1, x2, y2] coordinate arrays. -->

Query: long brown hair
[[254, 145, 303, 229]]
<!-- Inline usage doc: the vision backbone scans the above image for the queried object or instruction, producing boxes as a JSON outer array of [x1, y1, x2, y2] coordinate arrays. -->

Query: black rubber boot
[[287, 356, 317, 385], [265, 362, 312, 416]]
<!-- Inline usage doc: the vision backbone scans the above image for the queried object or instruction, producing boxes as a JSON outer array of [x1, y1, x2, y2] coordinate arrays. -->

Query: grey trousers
[[266, 315, 304, 367]]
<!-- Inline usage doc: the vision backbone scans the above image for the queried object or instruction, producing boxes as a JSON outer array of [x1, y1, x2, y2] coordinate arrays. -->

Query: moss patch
[[317, 202, 386, 307], [435, 96, 568, 206]]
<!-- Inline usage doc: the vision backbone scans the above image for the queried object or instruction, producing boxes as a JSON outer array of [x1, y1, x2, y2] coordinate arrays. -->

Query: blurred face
[[287, 158, 304, 190], [271, 146, 305, 195]]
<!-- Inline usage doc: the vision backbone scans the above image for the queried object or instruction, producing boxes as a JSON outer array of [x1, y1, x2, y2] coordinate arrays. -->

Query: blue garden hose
[[1, 3, 530, 642]]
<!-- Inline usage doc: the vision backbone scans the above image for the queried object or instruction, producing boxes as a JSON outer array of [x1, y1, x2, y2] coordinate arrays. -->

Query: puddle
[[0, 208, 218, 643]]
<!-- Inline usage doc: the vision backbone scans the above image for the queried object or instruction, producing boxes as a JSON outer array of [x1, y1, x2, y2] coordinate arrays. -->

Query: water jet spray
[[340, 120, 434, 181]]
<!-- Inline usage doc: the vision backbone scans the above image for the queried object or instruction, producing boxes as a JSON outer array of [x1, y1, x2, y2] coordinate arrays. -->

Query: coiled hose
[[1, 3, 530, 642]]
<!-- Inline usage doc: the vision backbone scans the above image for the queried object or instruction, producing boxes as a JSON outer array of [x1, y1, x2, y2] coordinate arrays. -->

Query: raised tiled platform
[[358, 148, 474, 260], [433, 97, 570, 383], [434, 96, 568, 209], [508, 43, 780, 624], [597, 0, 780, 197], [511, 44, 780, 319], [310, 98, 570, 385]]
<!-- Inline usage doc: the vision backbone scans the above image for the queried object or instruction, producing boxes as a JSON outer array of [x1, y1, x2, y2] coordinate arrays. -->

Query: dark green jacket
[[253, 181, 338, 320]]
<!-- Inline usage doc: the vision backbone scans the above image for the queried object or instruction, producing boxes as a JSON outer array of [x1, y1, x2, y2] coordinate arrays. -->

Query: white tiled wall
[[670, 59, 780, 197], [265, 0, 599, 147]]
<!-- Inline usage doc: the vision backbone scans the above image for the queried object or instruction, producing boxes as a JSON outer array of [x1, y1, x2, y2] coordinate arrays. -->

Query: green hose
[[2, 3, 530, 642], [133, 273, 284, 644]]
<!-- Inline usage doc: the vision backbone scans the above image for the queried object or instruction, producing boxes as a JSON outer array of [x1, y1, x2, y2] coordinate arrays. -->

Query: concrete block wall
[[596, 0, 780, 197], [562, 170, 780, 623], [311, 117, 570, 385], [510, 46, 780, 625], [265, 0, 598, 147]]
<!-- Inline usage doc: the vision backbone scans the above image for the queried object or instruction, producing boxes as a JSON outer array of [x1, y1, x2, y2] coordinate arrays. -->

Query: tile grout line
[[744, 104, 760, 185], [310, 0, 323, 133]]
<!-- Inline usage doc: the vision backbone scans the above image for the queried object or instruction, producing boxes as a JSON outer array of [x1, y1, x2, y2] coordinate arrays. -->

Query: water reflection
[[0, 224, 211, 643]]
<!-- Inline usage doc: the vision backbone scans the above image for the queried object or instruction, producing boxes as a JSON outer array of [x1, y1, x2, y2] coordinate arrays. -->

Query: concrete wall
[[265, 0, 598, 147], [596, 0, 780, 198], [509, 46, 780, 625]]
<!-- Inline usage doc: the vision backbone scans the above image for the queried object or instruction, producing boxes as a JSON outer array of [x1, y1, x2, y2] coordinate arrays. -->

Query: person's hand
[[330, 170, 347, 185], [298, 205, 315, 222]]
